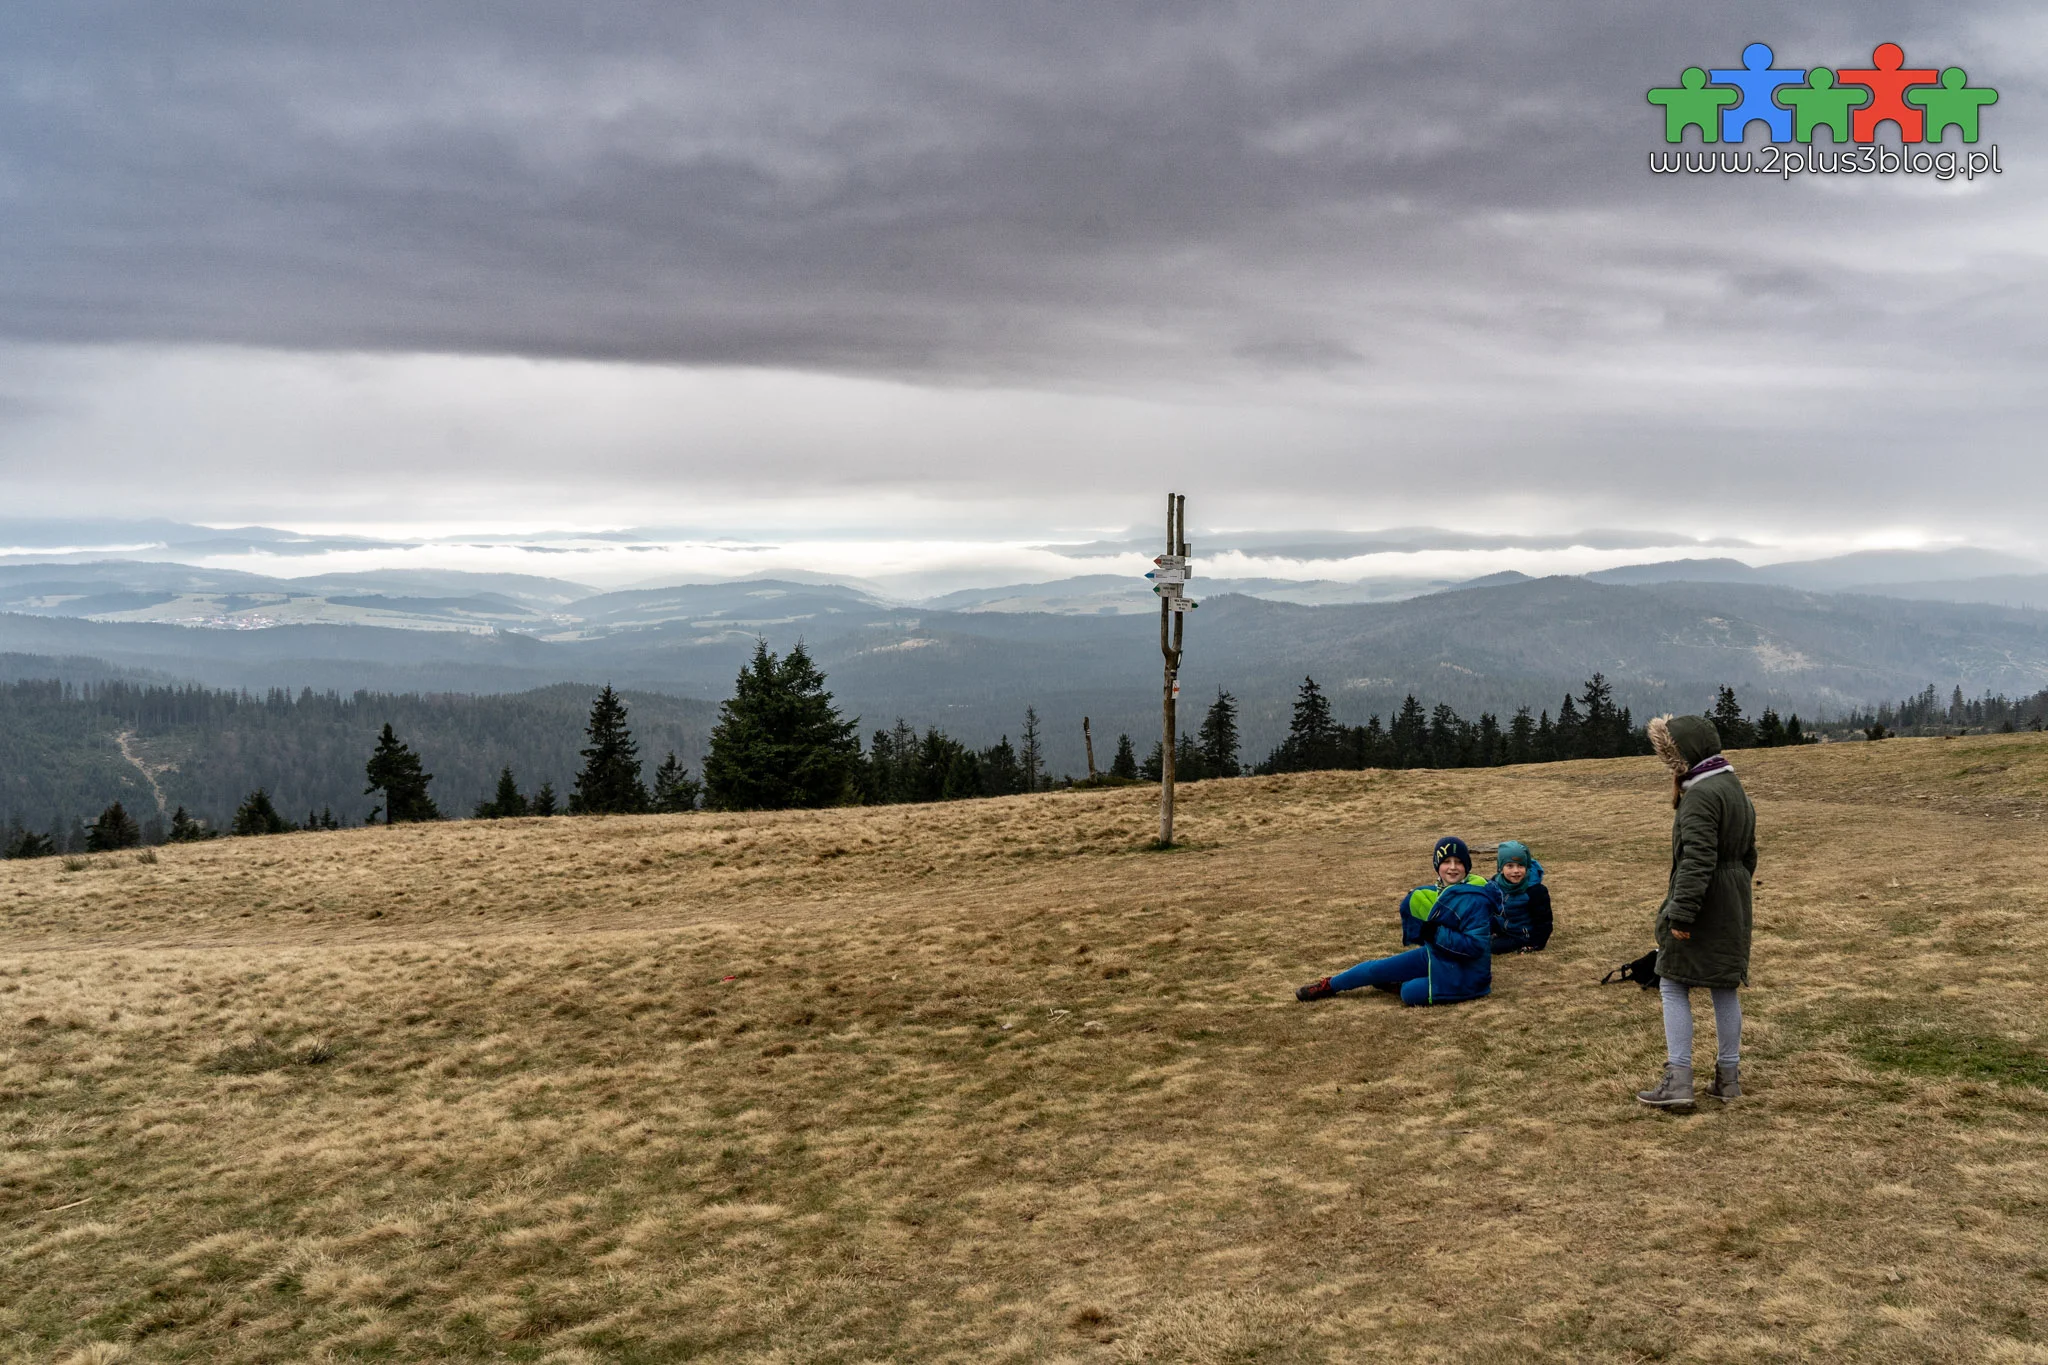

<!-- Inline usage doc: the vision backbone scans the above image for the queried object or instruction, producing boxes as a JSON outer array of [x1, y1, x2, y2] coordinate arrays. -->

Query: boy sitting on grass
[[1296, 837, 1500, 1006]]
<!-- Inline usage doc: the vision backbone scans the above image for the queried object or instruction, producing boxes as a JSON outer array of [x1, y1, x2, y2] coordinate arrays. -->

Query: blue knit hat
[[1495, 839, 1531, 870], [1431, 836, 1471, 870]]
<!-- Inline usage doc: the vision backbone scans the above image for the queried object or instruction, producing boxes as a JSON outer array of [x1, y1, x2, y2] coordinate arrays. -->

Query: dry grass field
[[6, 734, 2048, 1363]]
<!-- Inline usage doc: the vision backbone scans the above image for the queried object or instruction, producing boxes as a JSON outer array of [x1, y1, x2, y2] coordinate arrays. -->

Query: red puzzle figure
[[1836, 43, 1939, 142]]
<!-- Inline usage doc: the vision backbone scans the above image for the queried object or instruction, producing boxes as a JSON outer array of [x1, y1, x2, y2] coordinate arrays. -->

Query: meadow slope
[[5, 736, 2048, 1363]]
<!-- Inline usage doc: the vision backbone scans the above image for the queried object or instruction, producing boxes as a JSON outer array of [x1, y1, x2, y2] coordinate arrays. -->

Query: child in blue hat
[[1490, 840, 1553, 953]]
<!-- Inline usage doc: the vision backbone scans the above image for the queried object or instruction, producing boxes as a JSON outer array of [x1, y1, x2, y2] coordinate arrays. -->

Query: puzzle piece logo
[[1649, 43, 1997, 145]]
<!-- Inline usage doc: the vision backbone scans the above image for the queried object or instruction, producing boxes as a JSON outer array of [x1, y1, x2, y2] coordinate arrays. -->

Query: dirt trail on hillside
[[113, 729, 173, 820]]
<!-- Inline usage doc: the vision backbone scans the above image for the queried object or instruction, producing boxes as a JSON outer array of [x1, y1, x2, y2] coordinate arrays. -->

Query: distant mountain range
[[6, 543, 2043, 629], [1584, 547, 2038, 590], [6, 558, 2048, 777]]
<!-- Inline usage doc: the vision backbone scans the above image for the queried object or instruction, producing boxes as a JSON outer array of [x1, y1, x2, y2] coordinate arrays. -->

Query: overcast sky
[[1, 1, 2042, 571]]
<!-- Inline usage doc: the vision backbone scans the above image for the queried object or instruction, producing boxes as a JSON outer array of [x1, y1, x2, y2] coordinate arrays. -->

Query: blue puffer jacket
[[1400, 873, 1491, 946], [1408, 877, 1499, 1003], [1490, 845, 1552, 951]]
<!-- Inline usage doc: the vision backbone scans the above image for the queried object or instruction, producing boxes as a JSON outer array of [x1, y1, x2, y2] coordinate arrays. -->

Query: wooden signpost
[[1156, 493, 1192, 846]]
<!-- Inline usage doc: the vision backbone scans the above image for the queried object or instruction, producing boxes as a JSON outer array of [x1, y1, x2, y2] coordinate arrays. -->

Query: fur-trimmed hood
[[1649, 714, 1722, 776]]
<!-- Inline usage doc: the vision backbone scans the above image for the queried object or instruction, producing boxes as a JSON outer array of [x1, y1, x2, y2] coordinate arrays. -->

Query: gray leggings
[[1660, 978, 1741, 1067]]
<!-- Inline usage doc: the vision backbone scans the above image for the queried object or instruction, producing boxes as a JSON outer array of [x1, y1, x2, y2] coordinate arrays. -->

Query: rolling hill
[[4, 735, 2045, 1360]]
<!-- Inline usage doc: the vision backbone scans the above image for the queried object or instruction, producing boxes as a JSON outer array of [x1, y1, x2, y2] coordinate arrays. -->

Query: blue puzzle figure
[[1710, 42, 1805, 143]]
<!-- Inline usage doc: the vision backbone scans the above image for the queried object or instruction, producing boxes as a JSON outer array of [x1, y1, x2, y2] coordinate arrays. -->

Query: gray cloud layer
[[0, 2, 2042, 533], [3, 3, 2033, 366]]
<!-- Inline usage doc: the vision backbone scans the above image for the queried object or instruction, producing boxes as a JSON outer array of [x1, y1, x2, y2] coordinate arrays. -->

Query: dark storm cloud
[[2, 0, 2044, 543], [2, 0, 2035, 383]]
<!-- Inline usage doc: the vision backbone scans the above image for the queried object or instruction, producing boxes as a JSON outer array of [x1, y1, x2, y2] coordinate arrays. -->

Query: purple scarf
[[1681, 753, 1733, 790]]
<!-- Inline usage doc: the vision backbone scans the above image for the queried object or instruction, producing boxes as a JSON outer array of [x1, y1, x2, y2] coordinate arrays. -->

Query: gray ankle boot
[[1709, 1061, 1741, 1102], [1636, 1063, 1695, 1109]]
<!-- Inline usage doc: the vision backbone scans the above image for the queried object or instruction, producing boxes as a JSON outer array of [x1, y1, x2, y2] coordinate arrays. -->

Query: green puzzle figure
[[1778, 68, 1862, 143], [1648, 67, 1739, 143], [1907, 67, 1998, 143]]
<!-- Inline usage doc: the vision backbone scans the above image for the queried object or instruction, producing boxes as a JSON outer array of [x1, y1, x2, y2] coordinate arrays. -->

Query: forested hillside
[[0, 681, 717, 840], [9, 572, 2048, 800], [9, 575, 2048, 778]]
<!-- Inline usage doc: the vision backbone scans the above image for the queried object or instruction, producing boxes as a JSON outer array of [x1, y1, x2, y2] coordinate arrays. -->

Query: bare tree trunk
[[1083, 717, 1098, 781]]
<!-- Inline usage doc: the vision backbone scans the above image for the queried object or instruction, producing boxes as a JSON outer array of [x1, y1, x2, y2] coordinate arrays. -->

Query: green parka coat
[[1651, 715, 1756, 989]]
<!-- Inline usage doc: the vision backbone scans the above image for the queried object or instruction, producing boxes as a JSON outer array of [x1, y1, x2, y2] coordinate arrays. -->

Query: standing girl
[[1636, 715, 1757, 1108]]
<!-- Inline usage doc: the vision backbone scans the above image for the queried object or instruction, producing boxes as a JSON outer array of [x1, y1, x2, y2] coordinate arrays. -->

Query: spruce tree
[[86, 801, 142, 851], [1196, 690, 1242, 778], [1141, 740, 1164, 782], [1477, 712, 1503, 766], [531, 781, 558, 817], [1389, 694, 1428, 768], [167, 806, 215, 842], [1578, 673, 1620, 758], [232, 788, 294, 836], [475, 766, 529, 819], [1292, 677, 1334, 758], [866, 719, 918, 803], [1110, 734, 1139, 780], [1755, 707, 1786, 748], [1427, 703, 1462, 769], [364, 723, 440, 823], [651, 752, 703, 813], [942, 749, 984, 800], [1553, 694, 1583, 760], [1710, 686, 1754, 748], [4, 827, 56, 859], [1355, 715, 1389, 768], [1019, 706, 1045, 794], [913, 728, 959, 802], [569, 685, 650, 814], [1506, 707, 1536, 765], [702, 641, 861, 811], [979, 737, 1024, 796], [1269, 676, 1337, 771]]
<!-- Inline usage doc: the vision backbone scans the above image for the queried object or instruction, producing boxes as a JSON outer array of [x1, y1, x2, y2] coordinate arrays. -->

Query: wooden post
[[1159, 492, 1186, 846], [1083, 717, 1098, 781]]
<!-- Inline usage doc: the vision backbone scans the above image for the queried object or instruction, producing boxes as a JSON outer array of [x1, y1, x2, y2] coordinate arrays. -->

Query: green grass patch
[[1858, 1027, 2048, 1088]]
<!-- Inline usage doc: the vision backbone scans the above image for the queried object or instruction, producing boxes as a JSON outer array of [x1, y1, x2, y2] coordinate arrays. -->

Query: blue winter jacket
[[1400, 873, 1491, 946], [1491, 857, 1552, 951], [1400, 877, 1499, 1003]]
